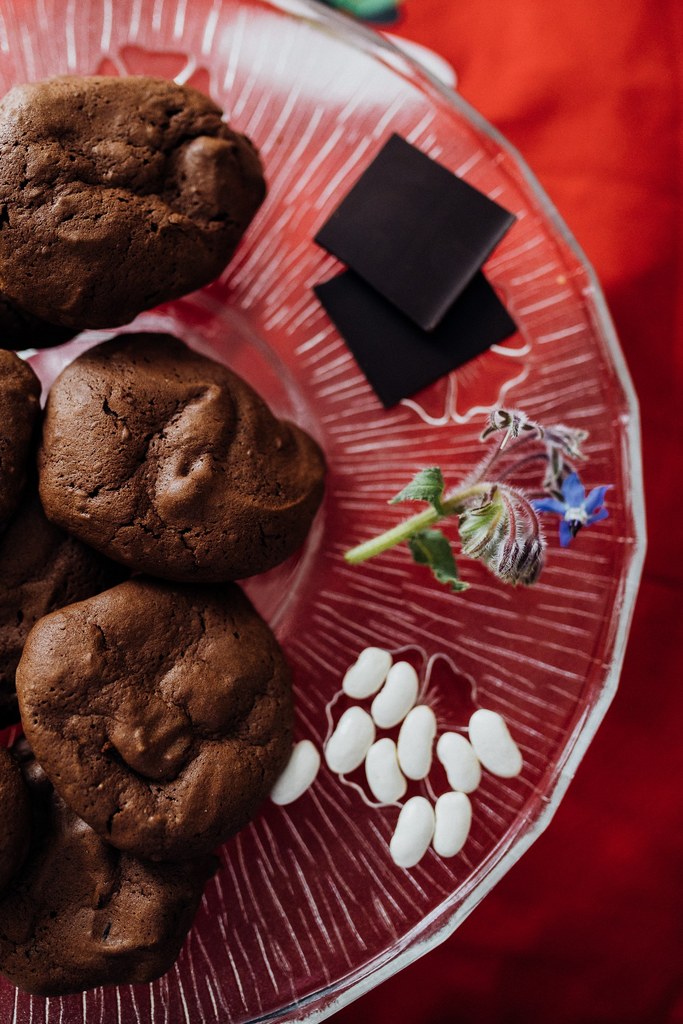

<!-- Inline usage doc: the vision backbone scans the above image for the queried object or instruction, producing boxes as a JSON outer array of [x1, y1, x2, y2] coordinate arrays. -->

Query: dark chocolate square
[[314, 269, 517, 408], [315, 134, 516, 332]]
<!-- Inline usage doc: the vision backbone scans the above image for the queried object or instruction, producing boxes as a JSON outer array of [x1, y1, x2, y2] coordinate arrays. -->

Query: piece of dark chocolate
[[314, 269, 517, 408], [315, 134, 516, 332]]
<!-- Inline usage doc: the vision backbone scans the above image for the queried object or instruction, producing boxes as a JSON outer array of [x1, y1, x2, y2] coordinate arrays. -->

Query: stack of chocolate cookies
[[0, 76, 325, 996]]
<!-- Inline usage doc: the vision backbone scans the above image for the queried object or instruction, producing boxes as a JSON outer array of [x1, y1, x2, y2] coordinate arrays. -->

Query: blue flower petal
[[584, 484, 611, 514], [586, 507, 609, 526], [558, 519, 574, 547], [561, 472, 585, 507], [531, 497, 567, 516]]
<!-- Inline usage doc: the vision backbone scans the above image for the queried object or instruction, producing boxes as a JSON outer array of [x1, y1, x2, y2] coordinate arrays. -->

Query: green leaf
[[407, 529, 469, 592], [390, 467, 445, 512]]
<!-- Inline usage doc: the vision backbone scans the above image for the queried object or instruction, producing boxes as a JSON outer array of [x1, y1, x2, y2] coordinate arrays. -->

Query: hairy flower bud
[[543, 424, 589, 460], [459, 485, 545, 585], [480, 408, 544, 449]]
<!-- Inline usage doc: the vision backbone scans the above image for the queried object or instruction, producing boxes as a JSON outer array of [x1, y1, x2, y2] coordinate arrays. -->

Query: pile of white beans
[[270, 647, 523, 870]]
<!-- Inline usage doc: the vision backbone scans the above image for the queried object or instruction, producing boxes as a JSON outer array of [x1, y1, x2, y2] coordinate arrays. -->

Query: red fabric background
[[336, 2, 683, 1023]]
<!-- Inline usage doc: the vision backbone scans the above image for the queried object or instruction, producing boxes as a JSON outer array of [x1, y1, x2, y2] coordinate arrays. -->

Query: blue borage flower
[[532, 472, 611, 548]]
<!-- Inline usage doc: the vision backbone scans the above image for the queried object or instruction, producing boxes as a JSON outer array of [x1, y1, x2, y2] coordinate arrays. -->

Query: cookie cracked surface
[[0, 350, 40, 530], [0, 493, 124, 727], [0, 75, 266, 329], [17, 578, 294, 861], [38, 333, 326, 582], [0, 745, 216, 995], [0, 292, 76, 350], [0, 747, 30, 893]]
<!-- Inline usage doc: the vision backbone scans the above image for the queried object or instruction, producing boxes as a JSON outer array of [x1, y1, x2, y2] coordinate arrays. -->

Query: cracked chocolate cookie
[[0, 292, 76, 350], [0, 745, 216, 995], [38, 333, 326, 582], [0, 350, 40, 530], [0, 747, 30, 892], [0, 493, 124, 727], [17, 577, 293, 861], [0, 75, 266, 330]]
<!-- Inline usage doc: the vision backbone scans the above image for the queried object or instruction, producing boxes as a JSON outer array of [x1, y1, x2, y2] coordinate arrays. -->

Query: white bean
[[371, 661, 419, 728], [365, 738, 407, 804], [433, 791, 472, 857], [270, 741, 321, 802], [397, 705, 437, 780], [342, 648, 392, 699], [325, 707, 376, 774], [468, 709, 523, 778], [436, 732, 481, 793], [389, 796, 435, 868], [270, 740, 321, 806]]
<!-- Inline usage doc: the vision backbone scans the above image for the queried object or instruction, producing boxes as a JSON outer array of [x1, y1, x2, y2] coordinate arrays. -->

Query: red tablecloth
[[336, 2, 683, 1022]]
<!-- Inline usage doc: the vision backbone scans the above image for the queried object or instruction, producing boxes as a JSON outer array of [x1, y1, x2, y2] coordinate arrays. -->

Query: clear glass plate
[[0, 1, 645, 1022]]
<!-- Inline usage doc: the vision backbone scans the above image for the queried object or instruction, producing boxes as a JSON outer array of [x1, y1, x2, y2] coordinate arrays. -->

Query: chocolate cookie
[[17, 578, 294, 860], [0, 747, 30, 892], [0, 746, 215, 995], [38, 333, 326, 582], [0, 493, 124, 727], [0, 350, 40, 529], [0, 75, 266, 330], [0, 292, 76, 350]]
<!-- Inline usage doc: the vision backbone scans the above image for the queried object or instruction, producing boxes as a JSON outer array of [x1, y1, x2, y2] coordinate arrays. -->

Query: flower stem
[[461, 432, 537, 489], [344, 484, 491, 564], [497, 451, 549, 482]]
